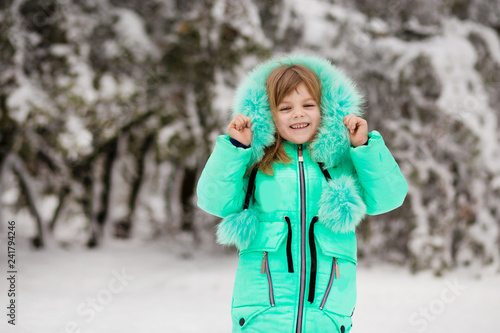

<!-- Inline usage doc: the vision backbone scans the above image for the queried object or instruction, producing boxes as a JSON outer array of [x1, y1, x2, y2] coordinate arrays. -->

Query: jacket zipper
[[261, 252, 275, 307], [295, 144, 306, 333], [319, 257, 340, 310], [284, 216, 294, 273]]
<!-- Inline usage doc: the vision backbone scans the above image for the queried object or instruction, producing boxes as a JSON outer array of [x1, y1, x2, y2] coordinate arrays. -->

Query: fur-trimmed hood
[[214, 55, 368, 250], [232, 54, 364, 169]]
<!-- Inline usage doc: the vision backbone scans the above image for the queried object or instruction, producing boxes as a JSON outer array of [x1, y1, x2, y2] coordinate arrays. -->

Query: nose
[[292, 108, 305, 118]]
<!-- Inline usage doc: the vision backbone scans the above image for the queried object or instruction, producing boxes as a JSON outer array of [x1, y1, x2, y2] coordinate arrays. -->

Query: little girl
[[197, 55, 408, 332]]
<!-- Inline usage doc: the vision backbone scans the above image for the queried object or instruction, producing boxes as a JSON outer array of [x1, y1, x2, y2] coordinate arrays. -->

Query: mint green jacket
[[196, 55, 408, 332]]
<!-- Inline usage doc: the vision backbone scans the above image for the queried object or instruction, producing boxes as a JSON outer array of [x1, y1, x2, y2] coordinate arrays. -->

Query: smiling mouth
[[290, 123, 310, 129]]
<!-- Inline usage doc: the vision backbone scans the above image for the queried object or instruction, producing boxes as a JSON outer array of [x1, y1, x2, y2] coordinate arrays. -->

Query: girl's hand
[[343, 115, 368, 147], [228, 114, 253, 146]]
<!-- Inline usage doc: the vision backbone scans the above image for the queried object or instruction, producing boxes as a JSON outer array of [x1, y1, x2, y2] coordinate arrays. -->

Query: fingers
[[343, 115, 366, 133], [228, 114, 252, 131], [343, 115, 356, 133]]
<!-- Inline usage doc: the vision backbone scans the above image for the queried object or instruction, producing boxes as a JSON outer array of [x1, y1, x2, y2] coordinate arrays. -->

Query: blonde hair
[[258, 64, 321, 175]]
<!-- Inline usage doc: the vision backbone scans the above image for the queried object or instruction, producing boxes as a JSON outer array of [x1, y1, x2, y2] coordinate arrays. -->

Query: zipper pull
[[298, 144, 303, 162], [261, 252, 268, 274], [335, 258, 340, 279]]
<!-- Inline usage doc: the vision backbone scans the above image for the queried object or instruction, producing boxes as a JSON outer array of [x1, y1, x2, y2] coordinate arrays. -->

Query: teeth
[[291, 123, 309, 129]]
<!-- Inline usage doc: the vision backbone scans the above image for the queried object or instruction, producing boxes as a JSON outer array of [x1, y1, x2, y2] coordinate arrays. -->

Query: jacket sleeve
[[349, 130, 408, 215], [196, 135, 253, 218]]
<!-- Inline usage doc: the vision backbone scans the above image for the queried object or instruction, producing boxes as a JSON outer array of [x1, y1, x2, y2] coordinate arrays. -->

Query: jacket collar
[[283, 140, 308, 149], [232, 54, 364, 169]]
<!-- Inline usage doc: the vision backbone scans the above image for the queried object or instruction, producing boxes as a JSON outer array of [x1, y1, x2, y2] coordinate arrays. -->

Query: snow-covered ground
[[0, 239, 498, 333]]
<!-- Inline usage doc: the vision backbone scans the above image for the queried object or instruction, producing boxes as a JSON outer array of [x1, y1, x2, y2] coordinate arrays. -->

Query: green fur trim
[[232, 54, 364, 168], [216, 207, 260, 250], [318, 175, 367, 233]]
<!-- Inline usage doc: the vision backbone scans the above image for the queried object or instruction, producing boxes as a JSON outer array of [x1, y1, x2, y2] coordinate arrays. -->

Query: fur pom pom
[[318, 175, 367, 233], [216, 207, 260, 250]]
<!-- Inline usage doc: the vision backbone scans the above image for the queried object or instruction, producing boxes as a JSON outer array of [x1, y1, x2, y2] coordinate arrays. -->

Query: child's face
[[275, 82, 320, 144]]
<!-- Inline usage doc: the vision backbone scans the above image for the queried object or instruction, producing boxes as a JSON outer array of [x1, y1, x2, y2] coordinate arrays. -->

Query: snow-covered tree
[[1, 0, 499, 273], [0, 0, 269, 248]]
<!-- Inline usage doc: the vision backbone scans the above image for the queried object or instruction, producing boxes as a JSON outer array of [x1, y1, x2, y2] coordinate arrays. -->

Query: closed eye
[[279, 107, 291, 111], [304, 104, 315, 108]]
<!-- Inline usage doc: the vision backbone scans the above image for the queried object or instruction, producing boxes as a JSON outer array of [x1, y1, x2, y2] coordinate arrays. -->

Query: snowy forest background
[[1, 0, 500, 278]]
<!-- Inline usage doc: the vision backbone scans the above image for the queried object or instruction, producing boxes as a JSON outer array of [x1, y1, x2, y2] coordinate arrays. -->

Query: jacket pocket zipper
[[284, 216, 294, 273], [308, 216, 319, 303], [261, 251, 275, 307], [319, 257, 339, 310]]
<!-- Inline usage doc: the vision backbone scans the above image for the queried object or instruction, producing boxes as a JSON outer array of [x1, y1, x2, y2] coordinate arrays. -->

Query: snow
[[356, 263, 500, 333], [58, 115, 94, 160], [113, 8, 160, 61], [1, 3, 499, 330], [7, 80, 51, 124], [157, 121, 188, 152], [377, 17, 500, 175], [0, 240, 498, 333], [1, 186, 19, 207], [66, 54, 98, 104], [213, 68, 235, 120], [290, 0, 369, 60], [98, 74, 118, 99], [369, 16, 500, 269]]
